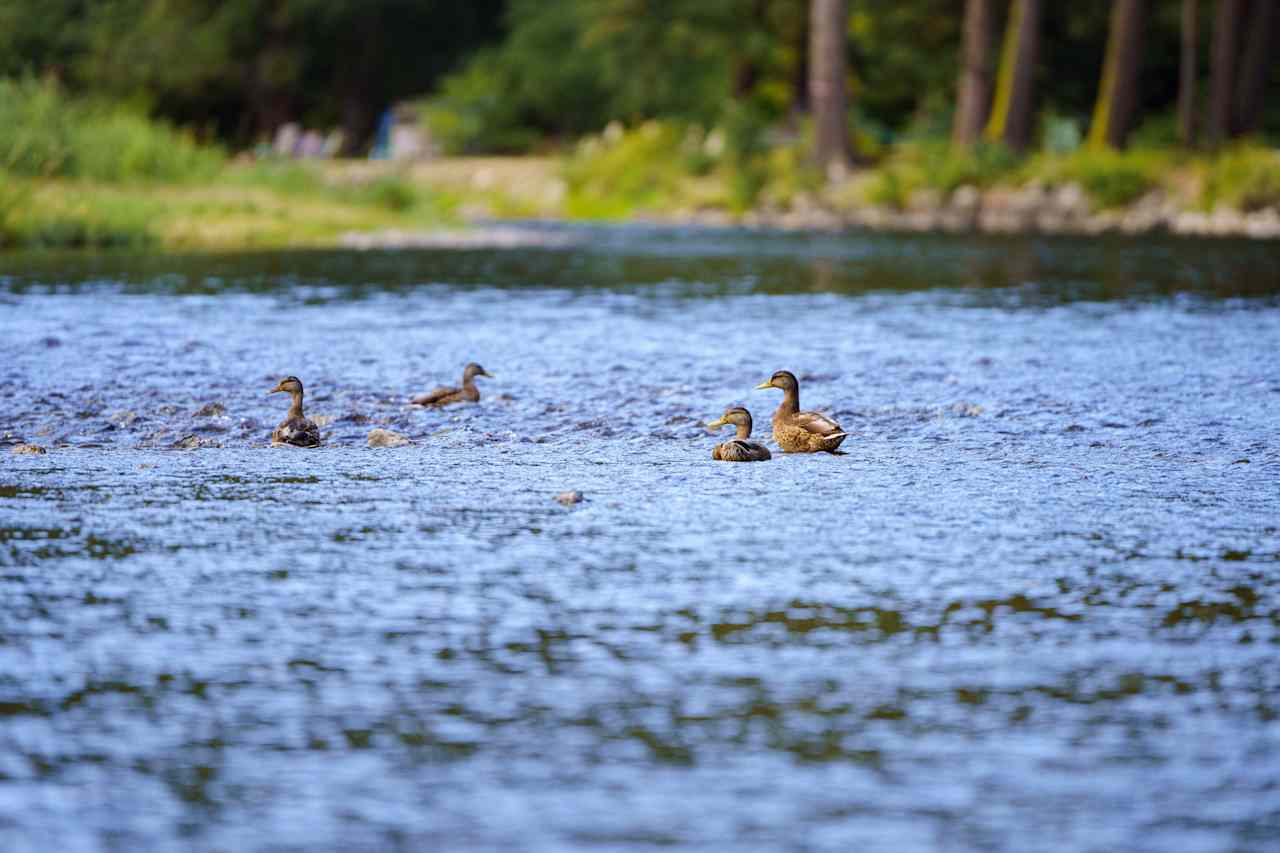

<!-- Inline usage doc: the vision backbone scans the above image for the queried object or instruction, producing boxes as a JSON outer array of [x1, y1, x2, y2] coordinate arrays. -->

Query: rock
[[950, 402, 983, 418], [108, 410, 141, 428], [367, 428, 411, 448], [171, 434, 221, 450], [12, 443, 47, 455], [950, 185, 982, 211], [193, 402, 226, 417], [554, 490, 584, 506], [1051, 182, 1090, 218]]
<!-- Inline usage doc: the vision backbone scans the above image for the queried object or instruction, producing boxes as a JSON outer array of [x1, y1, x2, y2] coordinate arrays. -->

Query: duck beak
[[268, 384, 283, 394], [706, 417, 727, 430], [754, 380, 773, 390], [482, 371, 494, 378]]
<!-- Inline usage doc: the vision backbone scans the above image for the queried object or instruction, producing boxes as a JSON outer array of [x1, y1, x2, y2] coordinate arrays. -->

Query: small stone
[[367, 428, 411, 448], [950, 402, 983, 417], [171, 434, 221, 450], [108, 410, 141, 427], [555, 490, 584, 506], [12, 443, 47, 455], [193, 402, 226, 417]]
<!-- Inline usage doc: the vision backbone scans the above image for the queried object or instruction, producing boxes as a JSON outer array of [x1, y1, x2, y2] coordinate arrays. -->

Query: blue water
[[2, 227, 1279, 851]]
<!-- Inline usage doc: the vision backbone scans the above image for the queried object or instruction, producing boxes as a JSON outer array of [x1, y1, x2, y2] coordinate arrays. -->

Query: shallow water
[[2, 226, 1279, 852]]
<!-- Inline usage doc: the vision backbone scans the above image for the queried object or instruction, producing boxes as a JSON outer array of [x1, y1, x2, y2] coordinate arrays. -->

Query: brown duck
[[706, 406, 772, 462], [411, 362, 493, 407], [754, 370, 847, 453], [268, 376, 321, 447]]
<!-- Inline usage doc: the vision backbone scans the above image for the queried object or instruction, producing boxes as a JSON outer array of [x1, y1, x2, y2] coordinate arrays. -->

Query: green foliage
[[0, 78, 223, 182], [864, 142, 1020, 208], [1202, 145, 1280, 211], [563, 121, 702, 219], [420, 53, 541, 155], [1028, 147, 1170, 209]]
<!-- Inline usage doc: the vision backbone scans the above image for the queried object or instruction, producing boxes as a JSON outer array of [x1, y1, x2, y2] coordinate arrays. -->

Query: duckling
[[707, 406, 772, 462], [268, 376, 321, 447], [754, 370, 847, 453], [411, 362, 493, 407]]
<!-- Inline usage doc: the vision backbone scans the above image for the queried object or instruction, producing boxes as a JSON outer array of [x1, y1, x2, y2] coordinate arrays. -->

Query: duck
[[411, 362, 493, 407], [754, 370, 848, 453], [268, 376, 321, 447], [706, 406, 772, 462]]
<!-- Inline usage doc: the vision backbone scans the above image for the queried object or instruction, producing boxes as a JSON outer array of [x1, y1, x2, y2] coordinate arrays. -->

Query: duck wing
[[794, 410, 846, 438], [273, 417, 321, 447], [411, 385, 459, 406], [715, 440, 772, 461]]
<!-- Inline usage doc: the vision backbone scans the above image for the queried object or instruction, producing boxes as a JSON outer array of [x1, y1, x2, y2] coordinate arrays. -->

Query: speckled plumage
[[411, 362, 492, 407], [755, 370, 847, 454], [707, 406, 772, 462]]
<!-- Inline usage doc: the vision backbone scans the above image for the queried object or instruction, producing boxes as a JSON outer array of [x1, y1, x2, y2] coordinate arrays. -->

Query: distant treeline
[[2, 1, 1276, 157]]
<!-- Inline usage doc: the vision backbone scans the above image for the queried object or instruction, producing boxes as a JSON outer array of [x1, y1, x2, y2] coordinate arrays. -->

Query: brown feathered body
[[272, 416, 321, 447], [411, 362, 491, 407], [712, 439, 772, 462], [759, 371, 847, 453]]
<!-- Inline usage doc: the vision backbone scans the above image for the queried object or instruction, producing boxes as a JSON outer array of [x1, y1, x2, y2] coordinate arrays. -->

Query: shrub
[[1027, 147, 1169, 209], [1202, 144, 1280, 211], [0, 77, 223, 182]]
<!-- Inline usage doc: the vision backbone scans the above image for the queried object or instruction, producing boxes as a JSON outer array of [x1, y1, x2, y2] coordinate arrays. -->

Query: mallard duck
[[754, 370, 847, 453], [269, 376, 321, 447], [706, 406, 772, 462], [411, 362, 493, 407]]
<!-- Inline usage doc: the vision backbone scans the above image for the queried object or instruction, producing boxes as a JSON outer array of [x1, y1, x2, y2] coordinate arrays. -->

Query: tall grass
[[0, 77, 224, 182]]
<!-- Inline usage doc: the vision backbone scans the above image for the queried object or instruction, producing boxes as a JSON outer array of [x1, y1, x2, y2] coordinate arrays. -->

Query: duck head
[[754, 370, 798, 392], [269, 376, 304, 395]]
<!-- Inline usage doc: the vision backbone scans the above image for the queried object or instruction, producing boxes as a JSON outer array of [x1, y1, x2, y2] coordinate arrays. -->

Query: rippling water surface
[[2, 226, 1279, 851]]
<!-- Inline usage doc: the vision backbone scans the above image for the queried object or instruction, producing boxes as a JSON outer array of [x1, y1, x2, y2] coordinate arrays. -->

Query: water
[[2, 226, 1279, 851]]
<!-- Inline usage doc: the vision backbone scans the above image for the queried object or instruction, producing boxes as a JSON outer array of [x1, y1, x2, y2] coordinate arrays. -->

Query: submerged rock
[[367, 428, 411, 448], [193, 402, 226, 417], [12, 443, 47, 455], [171, 434, 221, 450], [555, 490, 585, 506]]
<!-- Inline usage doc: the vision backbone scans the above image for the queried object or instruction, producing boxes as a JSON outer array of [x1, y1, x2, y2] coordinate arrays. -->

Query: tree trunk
[[1178, 0, 1198, 146], [984, 0, 1041, 152], [1088, 0, 1146, 149], [1206, 0, 1244, 145], [1233, 0, 1275, 135], [953, 0, 994, 146], [809, 0, 852, 174]]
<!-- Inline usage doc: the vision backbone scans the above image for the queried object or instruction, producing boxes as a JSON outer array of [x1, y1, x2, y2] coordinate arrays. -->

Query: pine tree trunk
[[809, 0, 852, 174], [1178, 0, 1198, 146], [1233, 0, 1275, 135], [984, 0, 1041, 152], [1206, 0, 1244, 145], [1088, 0, 1146, 149], [953, 0, 995, 146]]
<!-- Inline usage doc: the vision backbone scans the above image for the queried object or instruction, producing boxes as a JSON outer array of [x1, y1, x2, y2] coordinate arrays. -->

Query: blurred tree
[[985, 0, 1040, 151], [1088, 0, 1145, 149], [809, 0, 852, 172], [1178, 0, 1198, 145], [1233, 0, 1275, 136], [1206, 0, 1243, 144], [953, 0, 994, 145]]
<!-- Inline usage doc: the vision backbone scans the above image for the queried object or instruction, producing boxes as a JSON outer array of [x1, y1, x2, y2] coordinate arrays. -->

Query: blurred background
[[1, 0, 1278, 249]]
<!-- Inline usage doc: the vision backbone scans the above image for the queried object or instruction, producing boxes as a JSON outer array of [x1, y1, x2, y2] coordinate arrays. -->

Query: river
[[2, 225, 1278, 851]]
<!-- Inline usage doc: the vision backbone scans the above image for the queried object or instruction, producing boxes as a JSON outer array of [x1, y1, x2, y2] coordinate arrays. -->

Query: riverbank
[[4, 150, 1280, 252]]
